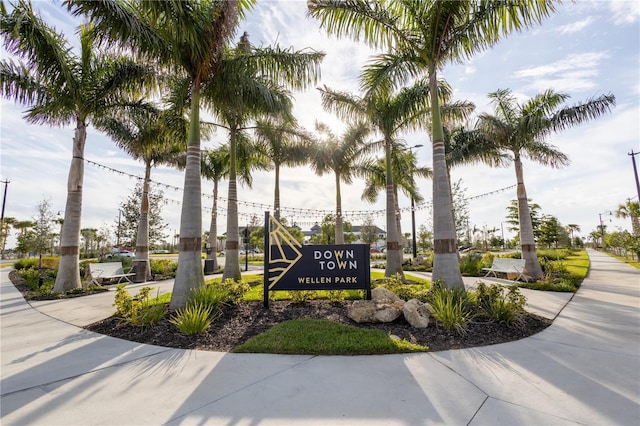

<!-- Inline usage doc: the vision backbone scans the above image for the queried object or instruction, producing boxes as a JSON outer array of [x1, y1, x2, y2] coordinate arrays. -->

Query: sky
[[1, 0, 639, 249]]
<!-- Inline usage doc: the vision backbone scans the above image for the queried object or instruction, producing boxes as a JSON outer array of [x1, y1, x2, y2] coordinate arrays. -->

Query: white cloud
[[610, 0, 640, 25], [557, 17, 594, 34], [514, 52, 608, 92]]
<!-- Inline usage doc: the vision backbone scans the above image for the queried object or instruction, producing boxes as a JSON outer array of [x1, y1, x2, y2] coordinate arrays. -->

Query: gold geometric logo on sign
[[268, 215, 303, 289]]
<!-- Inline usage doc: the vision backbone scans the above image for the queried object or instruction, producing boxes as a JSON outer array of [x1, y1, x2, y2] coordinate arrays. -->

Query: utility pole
[[0, 179, 9, 260], [408, 144, 423, 260], [629, 150, 640, 202]]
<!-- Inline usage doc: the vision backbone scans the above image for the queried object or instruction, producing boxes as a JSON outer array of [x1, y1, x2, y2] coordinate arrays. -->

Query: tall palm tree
[[476, 88, 615, 279], [66, 0, 274, 307], [1, 3, 155, 292], [308, 0, 556, 289], [318, 83, 453, 276], [254, 117, 313, 222], [94, 104, 186, 282], [358, 148, 432, 276], [615, 201, 640, 237], [202, 34, 323, 282], [200, 146, 230, 273], [310, 121, 370, 245]]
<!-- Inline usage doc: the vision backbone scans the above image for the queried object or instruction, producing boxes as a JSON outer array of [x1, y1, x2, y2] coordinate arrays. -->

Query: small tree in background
[[359, 216, 379, 248], [116, 182, 168, 250], [417, 225, 433, 253], [24, 199, 55, 268]]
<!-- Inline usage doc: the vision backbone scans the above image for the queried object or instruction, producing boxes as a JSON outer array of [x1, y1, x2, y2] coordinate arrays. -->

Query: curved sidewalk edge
[[1, 249, 638, 425]]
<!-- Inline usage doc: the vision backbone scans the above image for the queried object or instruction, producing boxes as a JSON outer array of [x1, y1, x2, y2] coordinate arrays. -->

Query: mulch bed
[[85, 300, 552, 353], [9, 270, 552, 353]]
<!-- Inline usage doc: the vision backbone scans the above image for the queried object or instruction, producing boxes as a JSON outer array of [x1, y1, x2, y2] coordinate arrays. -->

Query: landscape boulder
[[347, 287, 405, 323], [402, 298, 432, 328]]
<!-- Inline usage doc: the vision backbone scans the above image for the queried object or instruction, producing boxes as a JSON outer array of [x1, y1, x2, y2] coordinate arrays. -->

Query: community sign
[[263, 213, 371, 307]]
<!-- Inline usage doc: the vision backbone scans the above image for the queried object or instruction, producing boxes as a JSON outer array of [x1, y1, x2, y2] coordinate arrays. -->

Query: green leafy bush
[[113, 284, 165, 326], [476, 282, 526, 327], [150, 259, 178, 279], [459, 252, 483, 276], [13, 258, 38, 270], [480, 251, 495, 269], [377, 274, 431, 302], [218, 278, 250, 303], [288, 290, 315, 302], [170, 303, 213, 335]]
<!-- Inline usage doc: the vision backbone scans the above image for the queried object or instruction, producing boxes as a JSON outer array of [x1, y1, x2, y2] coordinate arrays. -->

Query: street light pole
[[0, 179, 9, 260], [408, 144, 423, 260], [598, 211, 612, 250], [629, 150, 640, 202]]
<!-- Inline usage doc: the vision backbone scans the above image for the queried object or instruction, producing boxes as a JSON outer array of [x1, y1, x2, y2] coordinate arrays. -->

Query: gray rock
[[347, 288, 405, 323], [402, 298, 432, 328]]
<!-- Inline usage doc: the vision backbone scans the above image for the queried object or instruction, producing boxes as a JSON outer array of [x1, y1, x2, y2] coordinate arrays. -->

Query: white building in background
[[302, 223, 387, 249]]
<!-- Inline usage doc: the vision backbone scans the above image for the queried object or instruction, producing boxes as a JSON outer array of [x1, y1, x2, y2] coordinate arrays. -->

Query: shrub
[[218, 278, 250, 303], [288, 290, 315, 302], [430, 289, 472, 335], [14, 258, 37, 270], [326, 290, 345, 301], [190, 284, 229, 310], [476, 282, 526, 327], [427, 280, 472, 335], [170, 303, 213, 335], [150, 259, 178, 279], [459, 252, 483, 276], [480, 251, 495, 269], [112, 284, 164, 326]]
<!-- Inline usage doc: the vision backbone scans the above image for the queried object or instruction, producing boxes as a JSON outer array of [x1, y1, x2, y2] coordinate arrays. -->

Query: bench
[[482, 258, 529, 282], [88, 262, 134, 286]]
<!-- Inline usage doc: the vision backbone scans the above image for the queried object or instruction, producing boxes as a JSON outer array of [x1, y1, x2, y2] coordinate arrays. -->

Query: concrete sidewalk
[[1, 249, 638, 425]]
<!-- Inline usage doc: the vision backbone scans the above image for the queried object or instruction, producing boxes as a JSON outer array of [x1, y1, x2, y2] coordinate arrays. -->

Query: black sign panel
[[262, 213, 371, 307], [268, 244, 370, 291]]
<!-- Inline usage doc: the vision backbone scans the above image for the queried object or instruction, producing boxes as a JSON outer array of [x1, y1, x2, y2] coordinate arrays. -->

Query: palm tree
[[201, 34, 322, 282], [65, 1, 300, 307], [94, 104, 186, 282], [615, 201, 640, 236], [200, 146, 230, 273], [308, 0, 556, 289], [310, 121, 370, 245], [358, 148, 432, 277], [318, 83, 451, 277], [1, 3, 154, 292], [476, 88, 615, 279], [201, 141, 264, 275], [565, 224, 581, 247], [254, 117, 313, 222]]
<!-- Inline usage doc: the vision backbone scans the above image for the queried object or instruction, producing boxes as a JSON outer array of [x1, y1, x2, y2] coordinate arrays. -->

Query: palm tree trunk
[[223, 126, 242, 281], [514, 155, 543, 280], [385, 138, 404, 278], [171, 87, 205, 309], [207, 180, 219, 272], [53, 117, 85, 292], [132, 162, 152, 282], [429, 70, 463, 289], [335, 172, 345, 244]]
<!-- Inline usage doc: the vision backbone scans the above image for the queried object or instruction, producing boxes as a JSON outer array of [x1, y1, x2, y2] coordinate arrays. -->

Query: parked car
[[107, 250, 134, 258]]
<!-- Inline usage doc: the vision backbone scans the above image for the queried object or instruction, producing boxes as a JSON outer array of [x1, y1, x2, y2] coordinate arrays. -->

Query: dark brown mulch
[[9, 270, 552, 353], [85, 300, 552, 353]]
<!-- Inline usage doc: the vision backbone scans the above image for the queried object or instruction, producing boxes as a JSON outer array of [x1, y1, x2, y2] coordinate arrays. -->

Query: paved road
[[1, 249, 638, 425]]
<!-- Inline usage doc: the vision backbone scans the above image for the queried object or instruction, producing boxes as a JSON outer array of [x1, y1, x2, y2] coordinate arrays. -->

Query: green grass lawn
[[233, 318, 428, 355]]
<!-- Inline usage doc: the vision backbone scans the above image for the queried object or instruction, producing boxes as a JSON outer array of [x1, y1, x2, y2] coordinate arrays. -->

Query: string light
[[86, 158, 516, 223]]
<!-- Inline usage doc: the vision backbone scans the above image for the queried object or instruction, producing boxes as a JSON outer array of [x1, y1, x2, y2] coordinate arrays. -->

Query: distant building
[[302, 223, 386, 247]]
